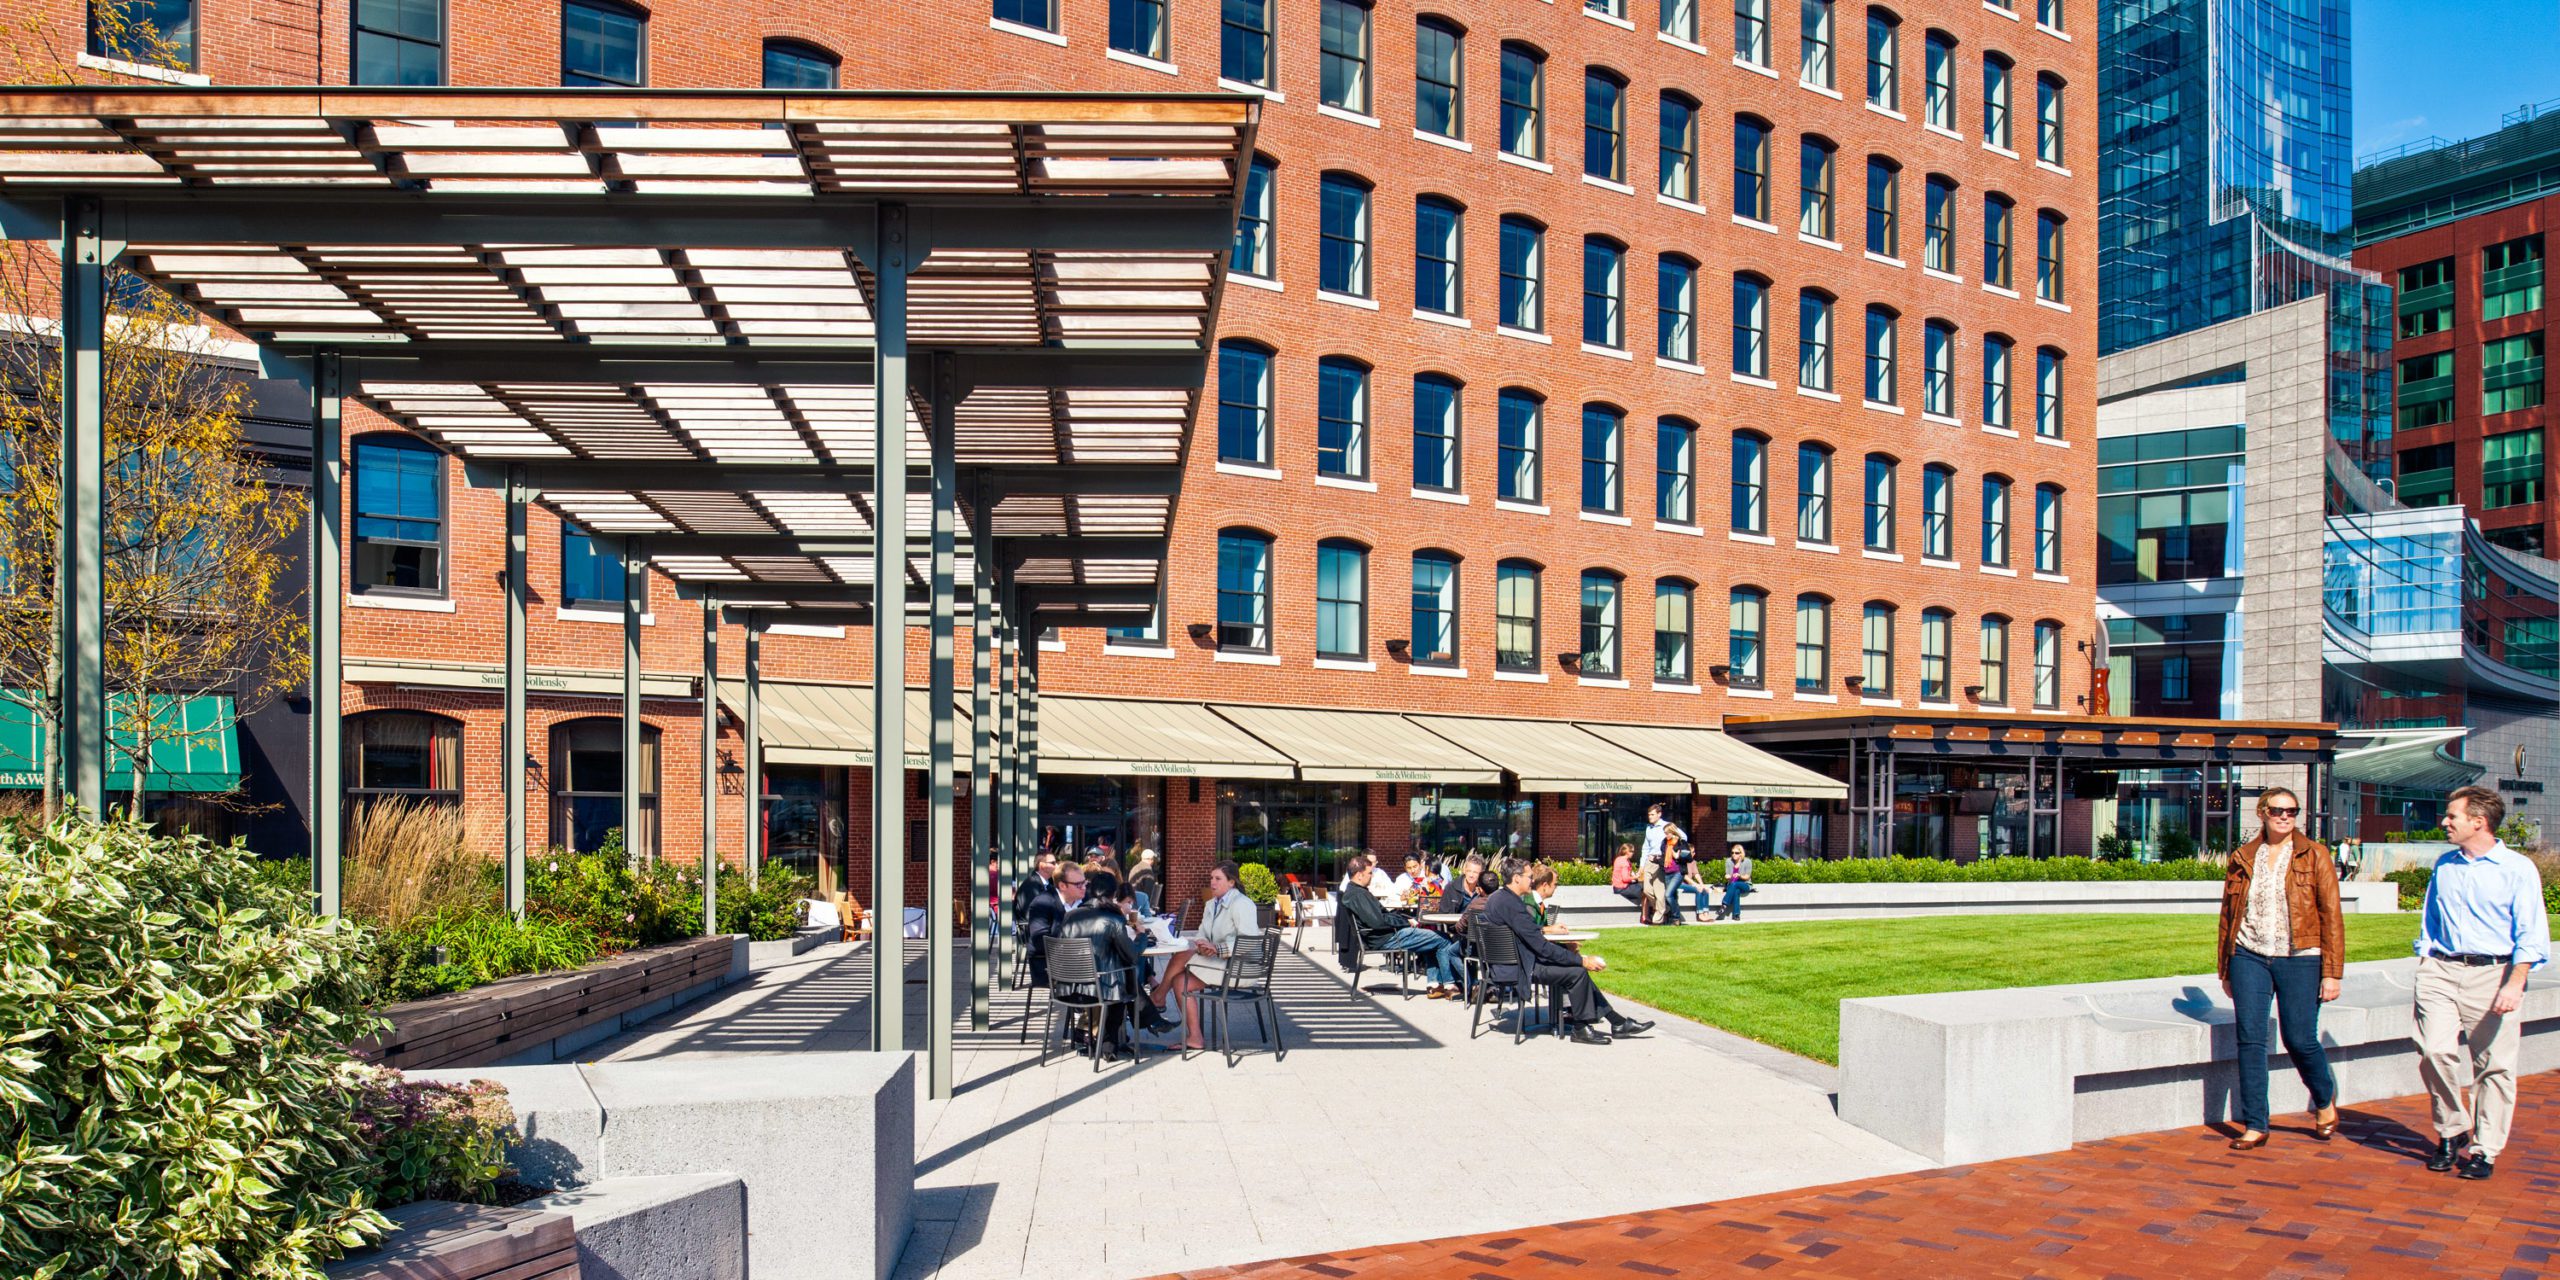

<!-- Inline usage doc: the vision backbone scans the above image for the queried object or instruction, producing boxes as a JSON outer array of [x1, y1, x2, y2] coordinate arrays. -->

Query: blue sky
[[2353, 1, 2560, 159]]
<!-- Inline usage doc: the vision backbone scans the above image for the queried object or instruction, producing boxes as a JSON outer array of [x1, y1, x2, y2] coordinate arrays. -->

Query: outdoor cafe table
[[1142, 937, 1191, 983]]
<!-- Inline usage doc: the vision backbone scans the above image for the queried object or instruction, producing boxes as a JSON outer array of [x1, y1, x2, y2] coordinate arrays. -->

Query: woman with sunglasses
[[2215, 787, 2345, 1151]]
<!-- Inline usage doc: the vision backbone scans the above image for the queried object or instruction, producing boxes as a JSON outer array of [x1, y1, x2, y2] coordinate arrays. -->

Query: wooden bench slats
[[368, 937, 735, 1070]]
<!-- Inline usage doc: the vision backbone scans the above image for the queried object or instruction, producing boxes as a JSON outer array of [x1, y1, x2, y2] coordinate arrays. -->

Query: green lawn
[[1586, 913, 2432, 1065]]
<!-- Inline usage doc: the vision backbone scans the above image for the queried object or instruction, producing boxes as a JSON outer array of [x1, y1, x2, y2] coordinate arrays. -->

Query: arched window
[[2036, 73, 2066, 165], [1727, 586, 1767, 688], [1319, 173, 1373, 296], [1499, 215, 1545, 331], [1734, 114, 1773, 222], [1860, 602, 1895, 695], [1500, 41, 1546, 159], [1581, 404, 1623, 514], [1232, 153, 1277, 278], [1319, 0, 1374, 115], [351, 433, 446, 595], [562, 0, 646, 86], [1416, 195, 1464, 315], [1795, 595, 1833, 693], [1663, 0, 1699, 43], [1923, 29, 1956, 129], [551, 716, 660, 857], [1417, 17, 1465, 139], [1580, 570, 1624, 677], [1981, 52, 2012, 149], [1982, 193, 2014, 287], [1921, 462, 1954, 559], [355, 0, 444, 83], [1923, 318, 1956, 417], [1112, 0, 1170, 60], [761, 39, 838, 89], [1982, 333, 2014, 428], [2036, 345, 2065, 437], [1316, 356, 1370, 479], [1660, 92, 1700, 201], [2036, 209, 2065, 302], [1657, 416, 1697, 524], [1498, 388, 1543, 502], [1865, 156, 1900, 258], [345, 711, 463, 812], [1924, 174, 1957, 272], [1654, 579, 1694, 683], [1800, 0, 1835, 88], [1799, 136, 1837, 240], [1223, 0, 1275, 86], [1495, 560, 1542, 671], [1216, 340, 1273, 465], [2033, 620, 2062, 708], [1583, 235, 1625, 348], [1411, 551, 1460, 666], [1217, 528, 1273, 652], [1735, 0, 1771, 67], [1920, 606, 1952, 702], [1862, 453, 1896, 550], [2034, 483, 2063, 574], [1863, 304, 1898, 404], [1798, 288, 1834, 390], [1584, 67, 1627, 183], [1981, 474, 2012, 567], [1316, 539, 1369, 659], [1796, 441, 1834, 543], [1413, 373, 1463, 492]]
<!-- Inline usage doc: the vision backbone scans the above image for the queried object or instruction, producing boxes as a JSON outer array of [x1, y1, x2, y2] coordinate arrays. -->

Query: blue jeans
[[1723, 880, 1748, 920], [1659, 876, 1686, 923], [1381, 926, 1461, 986], [2228, 949, 2336, 1133]]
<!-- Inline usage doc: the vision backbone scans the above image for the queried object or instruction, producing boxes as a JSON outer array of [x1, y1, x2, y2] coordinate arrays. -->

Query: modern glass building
[[2098, 0, 2362, 355]]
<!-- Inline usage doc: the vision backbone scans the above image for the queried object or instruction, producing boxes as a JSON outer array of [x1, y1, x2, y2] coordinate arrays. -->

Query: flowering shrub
[[345, 1065, 516, 1206]]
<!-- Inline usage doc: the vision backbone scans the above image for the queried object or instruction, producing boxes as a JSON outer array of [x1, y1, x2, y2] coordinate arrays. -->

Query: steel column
[[504, 467, 529, 918], [1021, 639, 1042, 874], [870, 203, 911, 1053], [701, 596, 719, 935], [743, 615, 763, 889], [926, 354, 958, 1097], [308, 351, 343, 914], [993, 588, 1019, 986], [623, 537, 645, 865], [969, 556, 995, 1029]]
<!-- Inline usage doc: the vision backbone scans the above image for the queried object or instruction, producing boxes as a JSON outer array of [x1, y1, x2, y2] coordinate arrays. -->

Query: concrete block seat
[[1545, 879, 2399, 929], [1838, 958, 2560, 1165]]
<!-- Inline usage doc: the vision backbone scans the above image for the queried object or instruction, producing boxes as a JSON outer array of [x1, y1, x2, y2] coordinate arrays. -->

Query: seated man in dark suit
[[1050, 865, 1149, 1058], [1337, 854, 1463, 997], [1020, 869, 1068, 990], [1012, 851, 1060, 934], [1479, 856, 1653, 1045]]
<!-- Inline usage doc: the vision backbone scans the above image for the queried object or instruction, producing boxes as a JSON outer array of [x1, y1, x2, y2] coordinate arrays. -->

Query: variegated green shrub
[[0, 818, 391, 1279]]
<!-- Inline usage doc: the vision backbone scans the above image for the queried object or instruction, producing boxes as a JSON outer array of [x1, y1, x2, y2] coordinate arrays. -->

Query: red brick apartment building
[[15, 0, 2107, 903], [2355, 108, 2557, 560]]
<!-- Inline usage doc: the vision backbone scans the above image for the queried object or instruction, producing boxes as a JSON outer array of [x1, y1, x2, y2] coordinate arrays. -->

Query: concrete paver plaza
[[1182, 1081, 2560, 1279], [587, 934, 1930, 1278]]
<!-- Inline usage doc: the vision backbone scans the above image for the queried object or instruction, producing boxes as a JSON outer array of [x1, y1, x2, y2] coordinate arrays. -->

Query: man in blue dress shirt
[[2410, 785, 2550, 1181]]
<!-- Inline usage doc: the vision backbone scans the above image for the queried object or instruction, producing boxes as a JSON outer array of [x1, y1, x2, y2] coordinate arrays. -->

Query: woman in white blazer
[[1150, 861, 1258, 1052]]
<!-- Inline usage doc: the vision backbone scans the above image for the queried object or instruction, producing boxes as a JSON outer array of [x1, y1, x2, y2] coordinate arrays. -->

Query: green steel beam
[[870, 204, 910, 1054], [623, 537, 645, 868], [504, 465, 529, 918], [927, 352, 958, 1099], [968, 549, 995, 1032], [307, 350, 343, 915], [57, 198, 106, 818], [701, 595, 719, 936]]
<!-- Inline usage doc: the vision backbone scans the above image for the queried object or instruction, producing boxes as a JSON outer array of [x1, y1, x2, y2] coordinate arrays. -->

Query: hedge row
[[1749, 855, 2228, 884]]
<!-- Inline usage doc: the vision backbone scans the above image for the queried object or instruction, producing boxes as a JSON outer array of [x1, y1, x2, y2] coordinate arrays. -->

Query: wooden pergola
[[0, 86, 1257, 1098]]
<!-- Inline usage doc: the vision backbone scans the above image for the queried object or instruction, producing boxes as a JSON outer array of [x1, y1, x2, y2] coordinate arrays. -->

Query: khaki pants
[[2413, 955, 2525, 1157]]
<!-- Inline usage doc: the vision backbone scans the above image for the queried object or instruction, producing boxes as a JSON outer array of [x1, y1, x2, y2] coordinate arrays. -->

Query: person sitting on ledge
[[1338, 854, 1463, 998], [1480, 856, 1651, 1045]]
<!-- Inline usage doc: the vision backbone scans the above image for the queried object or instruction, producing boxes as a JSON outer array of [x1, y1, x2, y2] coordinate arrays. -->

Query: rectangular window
[[1222, 0, 1274, 87], [1319, 176, 1371, 296], [1231, 156, 1275, 277], [1655, 583, 1693, 682], [1106, 592, 1163, 645], [1500, 217, 1544, 330], [1585, 72, 1625, 183], [1581, 574, 1622, 676], [1733, 275, 1769, 377], [1794, 596, 1829, 692], [1924, 176, 1955, 273], [2035, 485, 2061, 574], [1983, 196, 2012, 287], [1417, 20, 1463, 138], [1728, 590, 1766, 687], [354, 0, 444, 85], [1735, 117, 1771, 222], [1864, 307, 1897, 404], [1110, 0, 1168, 59], [1735, 0, 1769, 67], [2037, 0, 2063, 30], [1981, 477, 2010, 566], [1218, 343, 1271, 465], [1863, 455, 1894, 550], [1983, 336, 2012, 428], [1663, 0, 1699, 42], [2483, 429, 2546, 509], [1411, 555, 1458, 665], [1657, 419, 1696, 524], [2483, 333, 2543, 416], [1499, 391, 1542, 502], [1981, 57, 2009, 149], [1583, 408, 1622, 514], [1866, 12, 1898, 108], [1414, 375, 1462, 492], [1866, 159, 1898, 257], [1583, 239, 1624, 348], [1316, 358, 1368, 479], [2482, 235, 2545, 320], [1923, 321, 1954, 417], [1796, 444, 1831, 543], [2035, 75, 2064, 164], [1658, 257, 1697, 363], [2036, 211, 2064, 302], [1798, 291, 1832, 391], [92, 0, 199, 68], [1500, 45, 1545, 159], [2396, 257, 2454, 338], [1497, 564, 1541, 670], [1861, 604, 1893, 695], [352, 439, 445, 593], [1800, 139, 1834, 240], [1922, 465, 1951, 559], [1920, 610, 1949, 701], [561, 527, 615, 609], [1732, 434, 1766, 534], [1416, 198, 1463, 315], [1316, 543, 1367, 658], [1799, 0, 1833, 88], [2036, 347, 2062, 437], [562, 0, 645, 85], [1320, 0, 1372, 114], [2397, 350, 2456, 429], [1979, 618, 2008, 705], [1923, 31, 1954, 129], [2033, 622, 2059, 708], [994, 0, 1055, 30], [1217, 533, 1271, 651], [1660, 95, 1698, 202]]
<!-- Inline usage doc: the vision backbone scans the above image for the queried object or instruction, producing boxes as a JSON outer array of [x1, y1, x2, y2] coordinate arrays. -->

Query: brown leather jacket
[[2217, 835, 2345, 981]]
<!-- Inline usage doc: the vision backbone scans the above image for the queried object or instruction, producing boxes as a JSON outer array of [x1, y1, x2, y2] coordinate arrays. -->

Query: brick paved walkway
[[1177, 1078, 2558, 1279]]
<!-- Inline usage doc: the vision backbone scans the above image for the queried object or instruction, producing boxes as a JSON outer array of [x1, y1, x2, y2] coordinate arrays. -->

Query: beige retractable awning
[[1033, 696, 1295, 779], [1407, 715, 1690, 794], [1576, 722, 1849, 799], [1210, 704, 1502, 784], [715, 681, 954, 770]]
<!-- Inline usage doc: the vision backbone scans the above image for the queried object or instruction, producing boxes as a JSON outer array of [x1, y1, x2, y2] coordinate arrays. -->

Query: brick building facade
[[16, 0, 2104, 907]]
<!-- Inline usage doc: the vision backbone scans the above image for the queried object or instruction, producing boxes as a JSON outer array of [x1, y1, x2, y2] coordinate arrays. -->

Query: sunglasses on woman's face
[[2265, 807, 2300, 818]]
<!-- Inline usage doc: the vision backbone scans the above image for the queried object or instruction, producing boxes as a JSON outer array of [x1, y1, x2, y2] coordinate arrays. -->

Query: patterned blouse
[[2234, 837, 2320, 958]]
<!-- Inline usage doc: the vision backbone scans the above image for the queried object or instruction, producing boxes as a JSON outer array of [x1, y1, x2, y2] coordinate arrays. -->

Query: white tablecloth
[[802, 898, 841, 929]]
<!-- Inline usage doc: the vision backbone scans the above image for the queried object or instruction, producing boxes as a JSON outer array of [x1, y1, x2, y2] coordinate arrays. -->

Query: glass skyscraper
[[2098, 0, 2359, 354]]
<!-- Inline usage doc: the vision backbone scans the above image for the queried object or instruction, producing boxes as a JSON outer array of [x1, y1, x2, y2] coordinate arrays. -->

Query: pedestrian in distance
[[2215, 786, 2342, 1151], [2411, 785, 2549, 1180]]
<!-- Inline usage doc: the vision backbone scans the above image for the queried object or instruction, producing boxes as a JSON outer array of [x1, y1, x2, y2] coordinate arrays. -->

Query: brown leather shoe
[[2312, 1107, 2339, 1141], [2228, 1130, 2268, 1151]]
